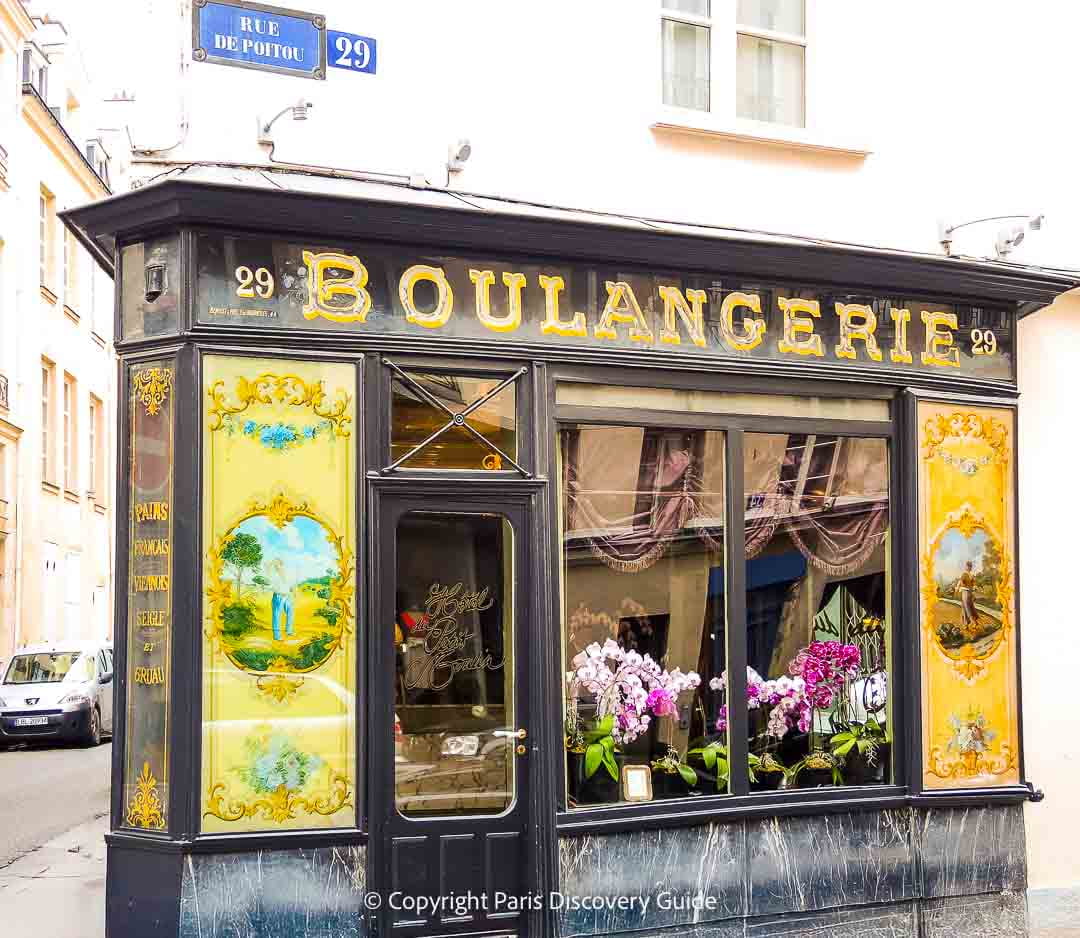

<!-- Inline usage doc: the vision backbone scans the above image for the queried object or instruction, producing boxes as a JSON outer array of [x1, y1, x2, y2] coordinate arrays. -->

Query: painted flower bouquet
[[947, 708, 996, 773], [234, 729, 323, 795], [565, 638, 700, 803]]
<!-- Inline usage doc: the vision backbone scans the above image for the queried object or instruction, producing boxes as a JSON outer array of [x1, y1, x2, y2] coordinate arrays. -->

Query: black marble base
[[177, 845, 367, 938], [557, 805, 1027, 938]]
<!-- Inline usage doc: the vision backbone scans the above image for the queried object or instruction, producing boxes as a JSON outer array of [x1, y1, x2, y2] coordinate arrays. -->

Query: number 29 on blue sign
[[328, 30, 376, 74]]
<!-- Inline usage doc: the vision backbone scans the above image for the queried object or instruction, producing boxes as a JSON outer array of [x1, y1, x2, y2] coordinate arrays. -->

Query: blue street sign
[[194, 1, 327, 79], [327, 29, 377, 75]]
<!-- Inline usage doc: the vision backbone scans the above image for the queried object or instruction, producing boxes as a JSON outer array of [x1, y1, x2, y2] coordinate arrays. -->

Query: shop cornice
[[62, 174, 1080, 310]]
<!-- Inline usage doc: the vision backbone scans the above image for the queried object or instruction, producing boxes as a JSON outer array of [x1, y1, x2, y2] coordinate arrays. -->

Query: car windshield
[[3, 652, 86, 684]]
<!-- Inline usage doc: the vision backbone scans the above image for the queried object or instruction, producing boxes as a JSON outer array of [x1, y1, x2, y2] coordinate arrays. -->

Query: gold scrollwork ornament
[[927, 742, 1017, 781], [206, 372, 352, 436], [204, 773, 352, 824], [126, 761, 166, 830], [921, 411, 1009, 463], [132, 368, 173, 417]]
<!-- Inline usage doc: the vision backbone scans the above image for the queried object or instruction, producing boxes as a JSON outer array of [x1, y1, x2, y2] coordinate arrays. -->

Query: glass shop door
[[370, 491, 534, 938]]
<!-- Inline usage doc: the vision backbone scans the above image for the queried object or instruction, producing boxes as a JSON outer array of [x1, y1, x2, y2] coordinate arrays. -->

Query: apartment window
[[41, 361, 55, 484], [65, 228, 79, 308], [89, 395, 103, 499], [63, 374, 77, 492], [40, 188, 57, 288], [662, 0, 807, 128]]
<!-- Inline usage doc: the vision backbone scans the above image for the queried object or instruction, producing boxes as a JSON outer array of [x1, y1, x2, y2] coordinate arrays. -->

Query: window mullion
[[725, 428, 749, 796]]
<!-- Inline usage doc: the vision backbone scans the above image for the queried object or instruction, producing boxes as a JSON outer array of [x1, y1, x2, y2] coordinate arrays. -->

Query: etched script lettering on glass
[[404, 582, 504, 691]]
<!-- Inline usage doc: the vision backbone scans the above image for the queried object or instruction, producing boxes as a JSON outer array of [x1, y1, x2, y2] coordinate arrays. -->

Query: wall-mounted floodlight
[[257, 99, 313, 147], [938, 214, 1044, 258], [447, 138, 472, 174]]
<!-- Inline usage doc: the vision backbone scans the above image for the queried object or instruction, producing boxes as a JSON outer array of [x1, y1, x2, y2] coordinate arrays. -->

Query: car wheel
[[82, 707, 102, 747]]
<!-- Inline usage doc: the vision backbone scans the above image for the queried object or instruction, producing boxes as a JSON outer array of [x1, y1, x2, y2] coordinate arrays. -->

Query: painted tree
[[222, 533, 262, 597]]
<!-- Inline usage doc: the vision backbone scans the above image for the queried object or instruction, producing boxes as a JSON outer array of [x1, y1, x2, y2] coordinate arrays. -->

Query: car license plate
[[14, 717, 48, 727]]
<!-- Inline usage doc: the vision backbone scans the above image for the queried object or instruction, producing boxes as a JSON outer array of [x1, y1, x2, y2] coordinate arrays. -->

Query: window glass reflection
[[560, 426, 727, 807], [740, 434, 891, 789], [390, 371, 516, 470]]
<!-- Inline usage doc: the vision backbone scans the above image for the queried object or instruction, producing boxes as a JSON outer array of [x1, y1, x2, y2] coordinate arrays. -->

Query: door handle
[[493, 728, 527, 739]]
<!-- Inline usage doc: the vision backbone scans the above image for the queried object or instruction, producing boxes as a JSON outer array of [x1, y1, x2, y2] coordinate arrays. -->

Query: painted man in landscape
[[268, 557, 296, 642], [955, 560, 980, 637]]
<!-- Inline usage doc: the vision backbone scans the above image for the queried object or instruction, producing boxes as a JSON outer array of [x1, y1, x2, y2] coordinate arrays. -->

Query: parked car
[[0, 641, 114, 747]]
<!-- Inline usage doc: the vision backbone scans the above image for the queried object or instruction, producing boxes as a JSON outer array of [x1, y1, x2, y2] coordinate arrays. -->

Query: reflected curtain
[[561, 428, 709, 573], [561, 428, 887, 576]]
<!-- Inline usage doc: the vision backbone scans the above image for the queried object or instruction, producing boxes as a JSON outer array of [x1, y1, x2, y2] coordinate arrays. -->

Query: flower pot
[[842, 743, 890, 786], [777, 731, 810, 766], [566, 750, 622, 806], [651, 769, 694, 799], [796, 767, 836, 789], [750, 770, 785, 792]]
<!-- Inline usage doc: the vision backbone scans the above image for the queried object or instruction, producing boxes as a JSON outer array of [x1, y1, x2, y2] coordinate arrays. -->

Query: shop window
[[393, 512, 515, 817], [738, 433, 891, 789], [388, 363, 521, 472], [560, 425, 728, 806], [559, 416, 893, 808]]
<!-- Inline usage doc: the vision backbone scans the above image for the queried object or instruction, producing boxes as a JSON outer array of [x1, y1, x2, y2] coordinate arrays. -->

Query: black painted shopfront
[[63, 167, 1074, 938]]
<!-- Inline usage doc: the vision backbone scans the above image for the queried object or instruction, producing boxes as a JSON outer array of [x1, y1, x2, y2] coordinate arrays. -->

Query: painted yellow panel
[[122, 360, 175, 831], [201, 356, 357, 832], [918, 402, 1019, 789]]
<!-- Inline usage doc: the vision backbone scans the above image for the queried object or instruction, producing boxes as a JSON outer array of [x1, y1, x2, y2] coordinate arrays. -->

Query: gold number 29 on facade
[[970, 328, 998, 356], [235, 266, 275, 299]]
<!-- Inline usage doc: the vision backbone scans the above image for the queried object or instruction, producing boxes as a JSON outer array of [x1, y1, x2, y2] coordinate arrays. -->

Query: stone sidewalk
[[0, 813, 107, 938]]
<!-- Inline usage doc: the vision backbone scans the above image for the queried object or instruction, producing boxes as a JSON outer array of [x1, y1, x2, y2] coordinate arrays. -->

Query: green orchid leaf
[[678, 764, 698, 786], [584, 743, 602, 779], [834, 739, 856, 757], [702, 747, 717, 770], [602, 750, 619, 781]]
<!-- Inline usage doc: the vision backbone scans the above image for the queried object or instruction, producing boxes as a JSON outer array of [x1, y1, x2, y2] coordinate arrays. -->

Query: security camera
[[447, 138, 472, 173]]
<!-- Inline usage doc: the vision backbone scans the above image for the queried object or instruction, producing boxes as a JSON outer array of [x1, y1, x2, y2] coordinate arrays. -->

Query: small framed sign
[[621, 764, 653, 803]]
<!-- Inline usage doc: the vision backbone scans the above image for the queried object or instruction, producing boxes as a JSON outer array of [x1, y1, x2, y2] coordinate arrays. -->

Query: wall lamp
[[445, 138, 472, 185], [938, 214, 1044, 258], [257, 98, 313, 147]]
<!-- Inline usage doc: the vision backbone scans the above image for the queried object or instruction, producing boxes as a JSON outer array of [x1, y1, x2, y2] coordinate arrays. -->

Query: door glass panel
[[390, 370, 517, 470], [394, 512, 515, 816]]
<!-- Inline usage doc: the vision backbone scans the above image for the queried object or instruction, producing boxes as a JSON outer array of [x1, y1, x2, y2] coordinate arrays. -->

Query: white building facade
[[0, 1, 115, 666], [60, 1, 1078, 934]]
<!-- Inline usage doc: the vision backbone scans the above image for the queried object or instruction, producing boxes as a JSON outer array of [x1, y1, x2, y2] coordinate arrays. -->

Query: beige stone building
[[0, 0, 114, 664]]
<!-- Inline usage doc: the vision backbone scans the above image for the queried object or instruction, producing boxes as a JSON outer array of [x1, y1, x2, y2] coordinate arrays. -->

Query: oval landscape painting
[[930, 527, 1004, 660], [215, 513, 343, 673]]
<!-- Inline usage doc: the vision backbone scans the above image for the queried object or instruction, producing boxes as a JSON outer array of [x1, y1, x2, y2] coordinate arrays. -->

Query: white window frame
[[63, 373, 77, 493], [41, 360, 55, 485], [655, 1, 870, 156]]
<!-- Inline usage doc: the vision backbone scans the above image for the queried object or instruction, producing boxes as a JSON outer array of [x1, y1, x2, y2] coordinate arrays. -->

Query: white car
[[0, 641, 114, 747]]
